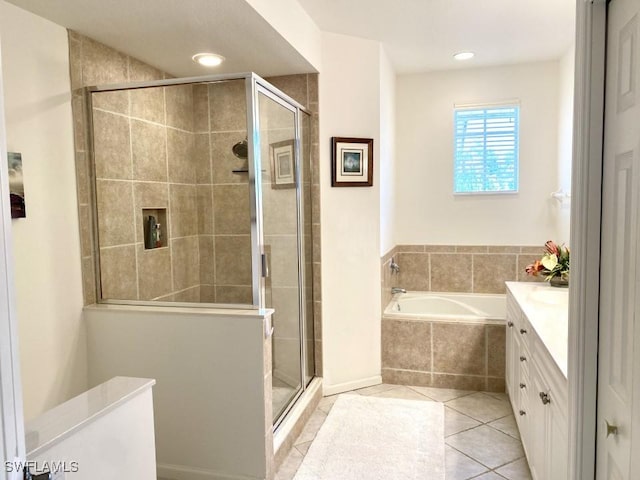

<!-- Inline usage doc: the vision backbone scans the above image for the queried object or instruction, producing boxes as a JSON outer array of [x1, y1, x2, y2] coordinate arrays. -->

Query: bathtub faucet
[[391, 287, 406, 294]]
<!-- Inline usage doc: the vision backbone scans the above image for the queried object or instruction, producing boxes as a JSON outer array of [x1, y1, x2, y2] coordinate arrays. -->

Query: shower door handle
[[261, 253, 270, 278]]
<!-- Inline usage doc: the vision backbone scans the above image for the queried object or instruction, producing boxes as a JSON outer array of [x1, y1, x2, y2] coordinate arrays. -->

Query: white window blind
[[454, 104, 519, 194]]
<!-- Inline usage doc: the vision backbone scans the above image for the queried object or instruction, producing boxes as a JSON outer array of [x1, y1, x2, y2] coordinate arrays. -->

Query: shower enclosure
[[87, 73, 315, 426]]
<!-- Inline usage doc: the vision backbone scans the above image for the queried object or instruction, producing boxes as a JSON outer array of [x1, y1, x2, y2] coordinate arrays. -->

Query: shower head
[[232, 138, 248, 159]]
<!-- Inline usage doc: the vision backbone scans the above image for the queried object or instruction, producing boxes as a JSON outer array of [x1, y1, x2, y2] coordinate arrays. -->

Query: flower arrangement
[[525, 240, 570, 283]]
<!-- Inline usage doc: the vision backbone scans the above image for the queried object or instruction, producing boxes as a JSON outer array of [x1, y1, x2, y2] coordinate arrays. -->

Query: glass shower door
[[257, 89, 303, 422]]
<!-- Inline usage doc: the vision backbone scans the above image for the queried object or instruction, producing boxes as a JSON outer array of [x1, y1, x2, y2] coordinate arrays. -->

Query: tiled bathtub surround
[[380, 244, 542, 393], [382, 319, 506, 392], [383, 245, 545, 298]]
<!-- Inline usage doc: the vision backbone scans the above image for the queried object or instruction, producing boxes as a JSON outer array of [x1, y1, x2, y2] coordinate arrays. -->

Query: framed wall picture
[[270, 140, 295, 189], [331, 137, 374, 187], [7, 152, 26, 218]]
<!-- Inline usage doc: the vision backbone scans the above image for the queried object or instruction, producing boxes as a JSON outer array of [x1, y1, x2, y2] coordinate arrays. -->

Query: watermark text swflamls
[[4, 460, 79, 473]]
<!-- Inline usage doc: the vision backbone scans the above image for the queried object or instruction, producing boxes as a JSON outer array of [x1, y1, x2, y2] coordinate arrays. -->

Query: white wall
[[319, 32, 383, 394], [245, 0, 322, 72], [395, 61, 562, 245], [556, 46, 575, 245], [379, 48, 397, 255], [0, 1, 87, 421]]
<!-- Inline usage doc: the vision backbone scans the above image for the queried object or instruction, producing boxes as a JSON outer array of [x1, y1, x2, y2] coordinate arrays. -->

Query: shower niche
[[87, 73, 315, 427]]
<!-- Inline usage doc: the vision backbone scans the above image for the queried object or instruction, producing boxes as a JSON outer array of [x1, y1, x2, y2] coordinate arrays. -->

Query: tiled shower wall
[[380, 244, 545, 393], [68, 32, 323, 374]]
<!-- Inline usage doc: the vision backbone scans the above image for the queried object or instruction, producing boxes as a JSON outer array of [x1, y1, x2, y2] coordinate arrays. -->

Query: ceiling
[[5, 0, 316, 78], [298, 0, 576, 73], [6, 0, 576, 77]]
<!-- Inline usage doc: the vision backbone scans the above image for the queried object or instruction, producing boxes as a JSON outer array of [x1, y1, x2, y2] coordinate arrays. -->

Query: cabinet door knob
[[519, 383, 526, 389], [539, 392, 551, 405], [520, 328, 528, 334], [508, 321, 514, 328], [519, 410, 526, 416], [520, 356, 527, 362], [606, 420, 618, 438]]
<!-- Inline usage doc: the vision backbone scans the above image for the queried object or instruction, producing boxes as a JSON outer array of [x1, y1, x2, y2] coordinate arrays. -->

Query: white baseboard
[[322, 375, 382, 396], [157, 463, 260, 480]]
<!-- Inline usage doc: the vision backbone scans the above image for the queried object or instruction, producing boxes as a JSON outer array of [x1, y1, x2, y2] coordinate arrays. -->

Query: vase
[[549, 276, 569, 288]]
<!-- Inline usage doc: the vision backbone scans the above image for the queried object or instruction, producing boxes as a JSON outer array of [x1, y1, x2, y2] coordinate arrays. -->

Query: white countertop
[[26, 376, 155, 458], [506, 282, 569, 378]]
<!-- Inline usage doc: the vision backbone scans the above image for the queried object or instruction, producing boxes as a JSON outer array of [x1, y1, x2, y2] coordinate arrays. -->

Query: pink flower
[[525, 260, 544, 276], [545, 240, 559, 256]]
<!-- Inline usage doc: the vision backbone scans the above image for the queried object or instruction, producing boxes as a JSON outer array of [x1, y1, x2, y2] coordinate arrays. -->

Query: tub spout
[[391, 287, 406, 294]]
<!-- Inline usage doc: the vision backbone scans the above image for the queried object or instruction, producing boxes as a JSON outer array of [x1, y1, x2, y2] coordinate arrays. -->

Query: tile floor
[[275, 384, 532, 480]]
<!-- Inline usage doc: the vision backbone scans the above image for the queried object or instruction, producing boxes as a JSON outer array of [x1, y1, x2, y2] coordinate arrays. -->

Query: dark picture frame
[[331, 137, 374, 187], [269, 140, 296, 189]]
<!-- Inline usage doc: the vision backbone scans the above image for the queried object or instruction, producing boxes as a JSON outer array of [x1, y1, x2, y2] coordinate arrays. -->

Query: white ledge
[[84, 303, 274, 318], [26, 376, 155, 458]]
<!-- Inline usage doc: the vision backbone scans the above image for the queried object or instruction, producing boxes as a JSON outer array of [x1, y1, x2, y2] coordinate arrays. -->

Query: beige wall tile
[[79, 205, 93, 257], [193, 84, 210, 133], [128, 58, 165, 82], [215, 235, 252, 286], [266, 235, 299, 288], [311, 185, 321, 225], [215, 285, 253, 304], [381, 368, 432, 387], [171, 236, 199, 290], [430, 253, 472, 292], [432, 374, 486, 391], [457, 245, 488, 253], [312, 225, 321, 263], [211, 132, 249, 184], [424, 245, 456, 253], [137, 244, 172, 300], [68, 33, 83, 90], [266, 75, 308, 106], [165, 84, 194, 131], [487, 325, 506, 378], [517, 254, 546, 282], [167, 129, 196, 184], [382, 319, 431, 371], [130, 86, 165, 124], [93, 110, 131, 180], [173, 286, 200, 302], [271, 287, 301, 338], [134, 182, 169, 243], [75, 151, 90, 205], [82, 256, 97, 305], [397, 253, 430, 291], [196, 185, 214, 235], [487, 377, 506, 393], [213, 184, 251, 234], [169, 184, 198, 238], [99, 245, 137, 300], [200, 285, 216, 303], [433, 323, 486, 376], [131, 120, 167, 182], [92, 90, 129, 115], [209, 79, 247, 132], [199, 235, 215, 285], [194, 133, 211, 184], [96, 180, 135, 247], [473, 254, 517, 294], [488, 246, 521, 254], [313, 301, 322, 341], [520, 246, 544, 254], [396, 245, 426, 253], [81, 36, 128, 86], [72, 93, 86, 152], [263, 187, 298, 235], [313, 262, 322, 302], [307, 74, 318, 104]]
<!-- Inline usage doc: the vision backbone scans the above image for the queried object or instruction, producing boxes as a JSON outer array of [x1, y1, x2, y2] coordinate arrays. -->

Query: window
[[453, 103, 520, 194]]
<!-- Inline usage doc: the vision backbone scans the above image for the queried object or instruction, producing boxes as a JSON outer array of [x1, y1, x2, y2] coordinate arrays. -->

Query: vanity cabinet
[[505, 283, 568, 480]]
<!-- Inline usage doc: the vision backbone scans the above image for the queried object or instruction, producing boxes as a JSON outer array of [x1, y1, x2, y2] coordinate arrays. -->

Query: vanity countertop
[[506, 282, 569, 378]]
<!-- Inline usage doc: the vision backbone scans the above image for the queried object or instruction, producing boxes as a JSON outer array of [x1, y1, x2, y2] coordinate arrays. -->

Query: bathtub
[[382, 291, 507, 392], [384, 291, 506, 324]]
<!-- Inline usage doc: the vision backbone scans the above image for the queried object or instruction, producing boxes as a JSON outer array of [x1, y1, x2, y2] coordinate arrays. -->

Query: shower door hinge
[[261, 253, 269, 278]]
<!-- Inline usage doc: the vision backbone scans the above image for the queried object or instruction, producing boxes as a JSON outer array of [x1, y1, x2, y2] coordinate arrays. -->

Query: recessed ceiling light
[[453, 52, 475, 61], [192, 53, 225, 67]]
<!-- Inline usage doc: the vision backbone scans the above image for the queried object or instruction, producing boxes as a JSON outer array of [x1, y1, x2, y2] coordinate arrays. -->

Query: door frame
[[0, 36, 26, 479], [569, 0, 607, 479]]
